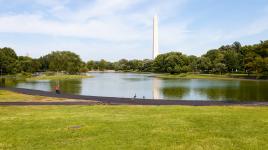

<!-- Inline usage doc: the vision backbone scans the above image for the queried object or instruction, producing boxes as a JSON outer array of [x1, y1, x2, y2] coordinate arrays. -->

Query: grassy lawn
[[0, 90, 65, 102], [0, 105, 267, 149], [26, 74, 93, 81], [0, 90, 267, 149]]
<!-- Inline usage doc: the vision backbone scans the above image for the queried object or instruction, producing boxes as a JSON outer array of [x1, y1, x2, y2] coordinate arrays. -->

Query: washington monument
[[153, 15, 159, 59]]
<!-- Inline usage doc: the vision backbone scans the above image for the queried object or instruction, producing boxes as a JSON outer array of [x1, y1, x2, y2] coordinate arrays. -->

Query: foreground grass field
[[0, 105, 267, 149]]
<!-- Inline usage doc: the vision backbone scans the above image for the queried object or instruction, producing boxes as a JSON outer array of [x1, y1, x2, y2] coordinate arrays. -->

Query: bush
[[44, 72, 56, 76], [79, 68, 89, 73]]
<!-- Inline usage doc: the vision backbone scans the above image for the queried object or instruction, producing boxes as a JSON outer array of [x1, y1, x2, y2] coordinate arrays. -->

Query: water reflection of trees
[[195, 88, 231, 101], [161, 87, 190, 99], [49, 80, 82, 94], [2, 78, 22, 87], [195, 81, 268, 101]]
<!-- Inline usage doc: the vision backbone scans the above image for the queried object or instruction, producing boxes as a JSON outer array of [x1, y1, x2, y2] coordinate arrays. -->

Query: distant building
[[153, 15, 159, 59]]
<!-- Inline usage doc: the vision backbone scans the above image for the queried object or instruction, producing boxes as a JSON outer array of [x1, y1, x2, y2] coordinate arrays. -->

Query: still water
[[9, 73, 268, 101]]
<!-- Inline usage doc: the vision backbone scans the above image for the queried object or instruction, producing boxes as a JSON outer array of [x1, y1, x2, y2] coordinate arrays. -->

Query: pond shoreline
[[88, 71, 268, 81], [152, 74, 268, 81], [1, 87, 268, 106]]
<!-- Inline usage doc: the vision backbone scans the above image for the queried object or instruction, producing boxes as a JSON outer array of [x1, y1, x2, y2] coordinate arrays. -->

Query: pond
[[6, 73, 268, 101]]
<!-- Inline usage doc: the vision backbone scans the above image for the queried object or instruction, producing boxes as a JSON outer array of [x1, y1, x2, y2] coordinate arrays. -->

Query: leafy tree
[[224, 50, 241, 72], [232, 41, 242, 52], [188, 55, 198, 72], [38, 55, 50, 71], [99, 59, 108, 71], [46, 51, 83, 74], [0, 47, 18, 74], [141, 59, 154, 72], [255, 57, 266, 74], [197, 57, 212, 73], [18, 56, 41, 73], [154, 52, 188, 74], [86, 60, 95, 71], [214, 63, 226, 74]]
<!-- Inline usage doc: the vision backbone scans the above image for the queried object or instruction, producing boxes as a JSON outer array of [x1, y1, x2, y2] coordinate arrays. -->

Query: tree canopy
[[0, 40, 268, 75]]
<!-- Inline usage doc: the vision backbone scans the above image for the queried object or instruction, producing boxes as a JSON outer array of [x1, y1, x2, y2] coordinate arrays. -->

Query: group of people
[[133, 94, 146, 99]]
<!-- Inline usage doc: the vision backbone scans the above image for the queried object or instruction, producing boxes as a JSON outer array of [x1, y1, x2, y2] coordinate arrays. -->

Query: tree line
[[0, 40, 268, 75], [87, 40, 268, 75], [0, 50, 86, 75]]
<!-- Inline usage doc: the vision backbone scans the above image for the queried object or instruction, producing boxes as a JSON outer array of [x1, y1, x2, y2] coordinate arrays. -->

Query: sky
[[0, 0, 268, 61]]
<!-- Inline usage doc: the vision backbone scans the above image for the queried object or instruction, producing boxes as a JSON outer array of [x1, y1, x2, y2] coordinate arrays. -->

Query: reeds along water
[[0, 78, 5, 87]]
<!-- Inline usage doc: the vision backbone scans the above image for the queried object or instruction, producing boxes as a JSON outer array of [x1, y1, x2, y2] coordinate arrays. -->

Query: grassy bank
[[155, 73, 268, 80], [26, 74, 93, 81], [0, 105, 267, 149], [0, 90, 65, 102], [1, 73, 94, 81]]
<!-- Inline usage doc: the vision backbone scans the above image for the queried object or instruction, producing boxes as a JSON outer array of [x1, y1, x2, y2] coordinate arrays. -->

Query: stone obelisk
[[153, 15, 159, 59]]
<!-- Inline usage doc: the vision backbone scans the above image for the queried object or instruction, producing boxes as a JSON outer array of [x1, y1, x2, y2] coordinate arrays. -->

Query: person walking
[[55, 81, 60, 94]]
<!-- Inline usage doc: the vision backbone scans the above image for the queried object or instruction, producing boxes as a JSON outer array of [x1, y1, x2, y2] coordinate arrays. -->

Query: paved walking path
[[0, 87, 268, 106]]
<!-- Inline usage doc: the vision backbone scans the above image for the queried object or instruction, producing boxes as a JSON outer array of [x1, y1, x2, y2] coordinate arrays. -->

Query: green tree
[[154, 52, 188, 74], [224, 50, 240, 72], [47, 51, 83, 74], [86, 60, 94, 71], [99, 59, 108, 71], [197, 57, 212, 73], [18, 56, 41, 73], [0, 47, 18, 74]]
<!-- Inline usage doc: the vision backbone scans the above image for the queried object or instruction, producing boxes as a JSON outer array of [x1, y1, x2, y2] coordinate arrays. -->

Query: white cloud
[[0, 0, 267, 60], [0, 14, 146, 41], [0, 0, 188, 43]]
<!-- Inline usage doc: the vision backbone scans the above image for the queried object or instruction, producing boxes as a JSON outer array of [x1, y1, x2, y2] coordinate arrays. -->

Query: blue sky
[[0, 0, 268, 61]]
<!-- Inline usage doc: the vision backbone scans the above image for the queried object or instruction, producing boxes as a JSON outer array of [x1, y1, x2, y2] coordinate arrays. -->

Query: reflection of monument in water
[[152, 78, 161, 99]]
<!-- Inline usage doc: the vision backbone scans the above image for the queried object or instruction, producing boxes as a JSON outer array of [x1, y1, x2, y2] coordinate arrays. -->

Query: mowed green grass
[[0, 90, 64, 102], [155, 73, 265, 80], [26, 74, 93, 81], [0, 106, 267, 150]]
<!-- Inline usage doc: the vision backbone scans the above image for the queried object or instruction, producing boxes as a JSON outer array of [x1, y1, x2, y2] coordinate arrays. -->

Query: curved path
[[0, 87, 268, 106]]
